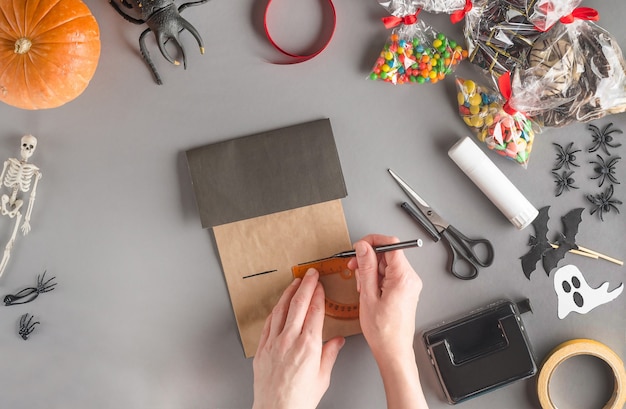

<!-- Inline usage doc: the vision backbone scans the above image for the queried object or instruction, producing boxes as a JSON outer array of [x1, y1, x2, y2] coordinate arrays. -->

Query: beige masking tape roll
[[537, 339, 626, 409]]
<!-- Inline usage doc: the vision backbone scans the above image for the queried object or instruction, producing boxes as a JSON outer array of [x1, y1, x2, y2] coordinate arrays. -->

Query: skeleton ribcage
[[3, 159, 38, 192]]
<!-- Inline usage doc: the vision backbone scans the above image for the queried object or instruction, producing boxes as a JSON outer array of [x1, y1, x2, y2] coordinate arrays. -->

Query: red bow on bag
[[534, 6, 599, 31], [382, 9, 421, 29], [450, 0, 472, 24], [560, 7, 599, 24], [498, 72, 522, 116]]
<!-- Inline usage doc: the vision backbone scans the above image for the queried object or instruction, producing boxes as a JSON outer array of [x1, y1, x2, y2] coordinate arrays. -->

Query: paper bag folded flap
[[186, 119, 347, 228]]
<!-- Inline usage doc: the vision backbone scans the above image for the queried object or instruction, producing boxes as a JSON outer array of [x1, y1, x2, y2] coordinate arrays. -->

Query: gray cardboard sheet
[[186, 119, 347, 228]]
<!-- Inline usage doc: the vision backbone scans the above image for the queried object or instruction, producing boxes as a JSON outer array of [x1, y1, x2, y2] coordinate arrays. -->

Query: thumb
[[354, 241, 380, 299], [320, 336, 345, 378]]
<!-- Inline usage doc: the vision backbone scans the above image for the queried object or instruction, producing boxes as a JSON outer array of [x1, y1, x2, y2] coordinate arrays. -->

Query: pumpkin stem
[[14, 38, 32, 54]]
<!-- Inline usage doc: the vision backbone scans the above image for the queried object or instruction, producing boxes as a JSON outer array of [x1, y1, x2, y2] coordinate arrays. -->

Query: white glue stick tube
[[448, 137, 538, 230]]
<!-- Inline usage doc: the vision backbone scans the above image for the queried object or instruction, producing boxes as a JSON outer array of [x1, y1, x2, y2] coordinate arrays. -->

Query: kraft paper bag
[[213, 200, 361, 358], [187, 119, 358, 357]]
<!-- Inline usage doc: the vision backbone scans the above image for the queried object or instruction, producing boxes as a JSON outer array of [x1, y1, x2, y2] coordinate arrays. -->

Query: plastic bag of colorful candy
[[369, 0, 467, 85], [462, 0, 571, 76], [456, 76, 540, 168], [510, 18, 626, 128]]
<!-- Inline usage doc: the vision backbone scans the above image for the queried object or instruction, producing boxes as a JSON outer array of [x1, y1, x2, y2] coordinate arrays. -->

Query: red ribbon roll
[[263, 0, 337, 64], [381, 9, 422, 29], [450, 0, 472, 24]]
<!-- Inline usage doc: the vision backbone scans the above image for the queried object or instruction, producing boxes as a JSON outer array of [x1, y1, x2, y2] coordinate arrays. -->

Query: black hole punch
[[573, 292, 584, 308], [515, 298, 533, 315]]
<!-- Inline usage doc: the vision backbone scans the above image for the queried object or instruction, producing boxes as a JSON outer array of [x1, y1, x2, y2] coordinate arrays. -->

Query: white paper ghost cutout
[[554, 265, 623, 319]]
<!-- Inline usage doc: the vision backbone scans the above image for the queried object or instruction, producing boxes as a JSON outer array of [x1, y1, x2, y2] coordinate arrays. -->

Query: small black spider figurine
[[18, 313, 40, 340], [4, 270, 57, 306], [589, 155, 621, 187], [553, 142, 580, 170], [588, 122, 623, 155], [552, 170, 579, 197], [587, 184, 622, 221], [110, 0, 210, 84]]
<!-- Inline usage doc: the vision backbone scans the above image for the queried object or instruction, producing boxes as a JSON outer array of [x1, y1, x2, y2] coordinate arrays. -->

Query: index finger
[[347, 234, 400, 271], [268, 277, 302, 339], [359, 234, 401, 248], [362, 234, 414, 269], [282, 269, 320, 338], [301, 282, 326, 339]]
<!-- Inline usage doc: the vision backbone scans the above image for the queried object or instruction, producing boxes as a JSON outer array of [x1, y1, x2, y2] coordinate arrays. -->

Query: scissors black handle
[[441, 225, 494, 280]]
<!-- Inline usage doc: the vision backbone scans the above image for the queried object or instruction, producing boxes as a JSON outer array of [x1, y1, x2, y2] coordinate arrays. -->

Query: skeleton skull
[[554, 264, 623, 319], [20, 135, 37, 161]]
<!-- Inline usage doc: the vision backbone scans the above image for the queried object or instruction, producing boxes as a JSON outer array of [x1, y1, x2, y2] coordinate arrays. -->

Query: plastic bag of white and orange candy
[[369, 0, 467, 85], [456, 75, 541, 168]]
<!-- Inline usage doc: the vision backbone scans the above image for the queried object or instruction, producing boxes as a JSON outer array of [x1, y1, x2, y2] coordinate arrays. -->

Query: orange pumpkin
[[0, 0, 101, 110]]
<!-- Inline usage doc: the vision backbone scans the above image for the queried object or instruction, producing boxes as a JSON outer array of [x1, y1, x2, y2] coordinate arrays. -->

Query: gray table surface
[[0, 0, 624, 408]]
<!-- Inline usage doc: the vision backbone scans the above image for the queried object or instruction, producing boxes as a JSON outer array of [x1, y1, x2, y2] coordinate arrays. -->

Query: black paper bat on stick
[[520, 207, 584, 278], [542, 208, 584, 274], [520, 206, 551, 279]]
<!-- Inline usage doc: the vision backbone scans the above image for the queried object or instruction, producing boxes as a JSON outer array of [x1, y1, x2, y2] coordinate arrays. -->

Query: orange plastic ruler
[[292, 257, 359, 320]]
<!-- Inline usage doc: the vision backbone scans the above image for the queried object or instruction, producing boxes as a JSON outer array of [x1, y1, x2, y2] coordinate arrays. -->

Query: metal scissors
[[389, 169, 494, 280]]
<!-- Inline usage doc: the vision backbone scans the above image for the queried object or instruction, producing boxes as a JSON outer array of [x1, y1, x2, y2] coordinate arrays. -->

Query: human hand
[[252, 269, 345, 409], [348, 234, 428, 409], [347, 234, 423, 362]]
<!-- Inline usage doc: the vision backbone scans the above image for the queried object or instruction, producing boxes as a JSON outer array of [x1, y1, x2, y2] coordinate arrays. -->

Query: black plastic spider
[[553, 142, 580, 170], [18, 313, 40, 340], [589, 155, 621, 187], [4, 270, 57, 306], [588, 122, 622, 154], [552, 170, 578, 196], [587, 184, 622, 221]]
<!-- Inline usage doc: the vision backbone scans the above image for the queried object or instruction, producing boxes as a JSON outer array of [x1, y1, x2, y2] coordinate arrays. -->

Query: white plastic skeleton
[[0, 135, 42, 278]]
